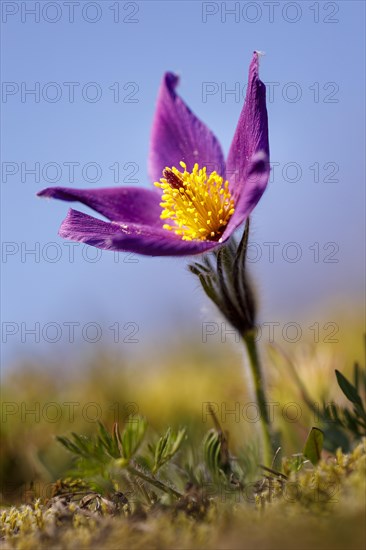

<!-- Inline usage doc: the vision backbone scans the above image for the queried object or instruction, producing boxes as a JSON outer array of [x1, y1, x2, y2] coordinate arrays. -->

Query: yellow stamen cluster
[[154, 162, 235, 242]]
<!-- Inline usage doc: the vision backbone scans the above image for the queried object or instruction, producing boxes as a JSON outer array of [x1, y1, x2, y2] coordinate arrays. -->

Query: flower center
[[154, 162, 235, 242]]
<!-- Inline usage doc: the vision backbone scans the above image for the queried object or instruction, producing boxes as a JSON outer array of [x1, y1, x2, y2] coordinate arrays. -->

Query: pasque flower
[[38, 52, 269, 257]]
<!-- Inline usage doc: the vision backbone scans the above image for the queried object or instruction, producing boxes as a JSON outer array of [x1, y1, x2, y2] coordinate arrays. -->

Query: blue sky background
[[1, 0, 365, 365]]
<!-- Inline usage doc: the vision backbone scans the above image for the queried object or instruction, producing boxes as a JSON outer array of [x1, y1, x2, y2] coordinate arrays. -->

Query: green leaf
[[113, 423, 123, 456], [203, 430, 222, 474], [97, 422, 119, 457], [56, 435, 81, 456], [152, 427, 186, 473], [335, 370, 363, 408], [121, 417, 148, 460], [303, 427, 324, 465]]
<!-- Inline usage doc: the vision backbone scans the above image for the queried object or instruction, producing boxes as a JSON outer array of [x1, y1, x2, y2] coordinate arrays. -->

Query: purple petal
[[222, 151, 270, 238], [59, 209, 218, 257], [226, 52, 270, 202], [38, 186, 162, 226], [59, 208, 122, 249], [148, 72, 225, 183]]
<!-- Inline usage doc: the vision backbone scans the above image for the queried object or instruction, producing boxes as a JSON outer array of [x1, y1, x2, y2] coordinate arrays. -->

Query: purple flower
[[38, 52, 269, 257]]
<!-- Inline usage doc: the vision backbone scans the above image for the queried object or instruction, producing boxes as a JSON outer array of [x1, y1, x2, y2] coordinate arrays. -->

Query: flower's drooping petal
[[110, 227, 219, 256], [59, 208, 218, 257], [38, 186, 162, 226], [149, 72, 225, 183], [226, 52, 269, 202], [222, 151, 270, 238], [59, 208, 122, 249]]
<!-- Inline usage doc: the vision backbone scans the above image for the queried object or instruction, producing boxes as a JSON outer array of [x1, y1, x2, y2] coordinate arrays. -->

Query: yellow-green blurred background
[[1, 312, 364, 504]]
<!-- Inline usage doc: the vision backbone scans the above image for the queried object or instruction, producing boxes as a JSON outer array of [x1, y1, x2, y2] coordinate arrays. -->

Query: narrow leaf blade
[[335, 370, 363, 407]]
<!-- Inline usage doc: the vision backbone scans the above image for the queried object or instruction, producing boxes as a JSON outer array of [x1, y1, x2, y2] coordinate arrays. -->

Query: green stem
[[243, 330, 273, 466], [127, 465, 182, 499]]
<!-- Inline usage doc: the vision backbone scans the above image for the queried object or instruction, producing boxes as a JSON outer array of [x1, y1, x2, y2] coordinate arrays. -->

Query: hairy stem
[[127, 465, 182, 499], [243, 330, 273, 466]]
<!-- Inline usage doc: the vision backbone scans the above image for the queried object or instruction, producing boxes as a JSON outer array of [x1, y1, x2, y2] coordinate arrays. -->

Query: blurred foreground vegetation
[[1, 327, 365, 549]]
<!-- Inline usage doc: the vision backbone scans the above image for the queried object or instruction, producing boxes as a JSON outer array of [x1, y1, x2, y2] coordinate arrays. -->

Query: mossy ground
[[1, 442, 365, 549]]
